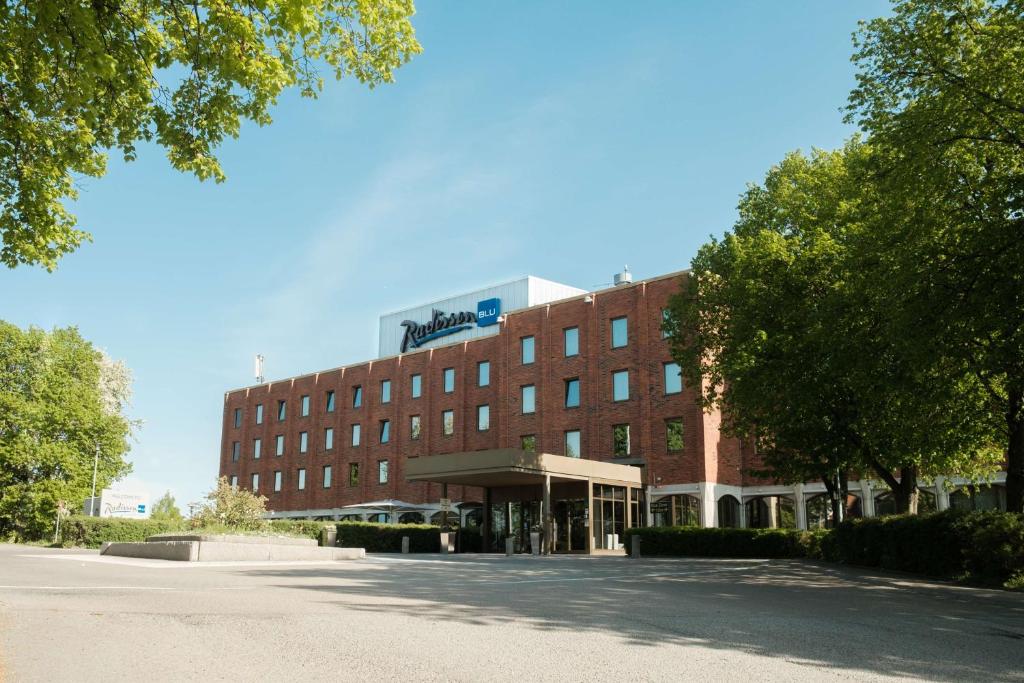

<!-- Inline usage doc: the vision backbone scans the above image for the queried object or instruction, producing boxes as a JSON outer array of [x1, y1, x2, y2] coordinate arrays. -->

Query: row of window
[[228, 460, 388, 493], [231, 417, 685, 463], [233, 363, 684, 431]]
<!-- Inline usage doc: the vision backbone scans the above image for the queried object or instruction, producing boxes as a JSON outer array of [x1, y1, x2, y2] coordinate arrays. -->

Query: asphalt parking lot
[[1, 543, 1022, 682]]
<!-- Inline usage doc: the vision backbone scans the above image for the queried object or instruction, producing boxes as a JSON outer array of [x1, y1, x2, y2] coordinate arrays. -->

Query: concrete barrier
[[100, 534, 365, 562]]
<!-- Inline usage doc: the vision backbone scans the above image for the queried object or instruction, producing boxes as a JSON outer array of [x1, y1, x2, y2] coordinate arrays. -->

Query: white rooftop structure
[[377, 276, 586, 358]]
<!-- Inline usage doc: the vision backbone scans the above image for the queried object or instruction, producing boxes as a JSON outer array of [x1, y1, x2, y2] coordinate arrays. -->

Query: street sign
[[440, 498, 452, 512]]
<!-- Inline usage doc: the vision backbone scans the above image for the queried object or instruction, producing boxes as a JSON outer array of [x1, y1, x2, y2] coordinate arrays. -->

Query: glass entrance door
[[553, 499, 587, 552], [592, 484, 626, 550]]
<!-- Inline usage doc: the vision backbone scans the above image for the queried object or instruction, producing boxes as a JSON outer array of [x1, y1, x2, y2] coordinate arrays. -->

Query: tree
[[847, 0, 1024, 511], [0, 322, 134, 540], [665, 141, 1002, 516], [0, 1, 421, 270], [191, 476, 267, 530], [150, 490, 183, 522]]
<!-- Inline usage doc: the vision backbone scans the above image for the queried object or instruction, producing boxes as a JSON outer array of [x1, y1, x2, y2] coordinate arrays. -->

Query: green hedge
[[821, 510, 1024, 588], [336, 521, 440, 552], [267, 519, 335, 543], [58, 516, 187, 548], [623, 526, 823, 559]]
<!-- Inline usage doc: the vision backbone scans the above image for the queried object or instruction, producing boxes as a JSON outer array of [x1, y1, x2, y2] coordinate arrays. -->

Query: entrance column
[[586, 477, 594, 553], [482, 487, 491, 552], [542, 474, 552, 555]]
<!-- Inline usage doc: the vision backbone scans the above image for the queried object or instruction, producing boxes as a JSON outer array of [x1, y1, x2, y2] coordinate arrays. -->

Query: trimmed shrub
[[59, 516, 186, 548], [336, 521, 440, 552], [267, 519, 334, 542], [822, 509, 1024, 588], [623, 526, 822, 558]]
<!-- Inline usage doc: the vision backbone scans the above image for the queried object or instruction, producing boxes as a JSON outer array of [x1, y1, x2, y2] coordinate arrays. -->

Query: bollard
[[320, 527, 337, 548], [401, 536, 410, 554], [440, 532, 451, 555], [631, 536, 641, 559], [530, 531, 540, 556], [505, 537, 514, 556]]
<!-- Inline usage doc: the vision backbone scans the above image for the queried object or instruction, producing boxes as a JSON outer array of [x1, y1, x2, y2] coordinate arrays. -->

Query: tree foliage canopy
[[0, 0, 421, 270], [0, 321, 134, 540], [191, 476, 267, 530], [847, 0, 1024, 510], [150, 490, 183, 522]]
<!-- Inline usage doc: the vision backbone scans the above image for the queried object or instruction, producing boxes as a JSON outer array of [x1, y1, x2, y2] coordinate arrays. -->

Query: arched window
[[744, 496, 796, 529], [805, 493, 862, 529], [398, 511, 425, 524], [430, 511, 460, 527], [717, 495, 740, 528], [463, 506, 483, 528], [950, 485, 1006, 512], [651, 494, 701, 527], [874, 489, 936, 516]]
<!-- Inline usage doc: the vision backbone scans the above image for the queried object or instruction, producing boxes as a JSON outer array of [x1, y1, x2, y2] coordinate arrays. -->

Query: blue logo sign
[[477, 298, 501, 327], [137, 504, 146, 513], [399, 298, 504, 353]]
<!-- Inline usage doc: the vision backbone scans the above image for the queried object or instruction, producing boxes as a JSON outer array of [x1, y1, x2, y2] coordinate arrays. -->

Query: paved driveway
[[1, 544, 1022, 681]]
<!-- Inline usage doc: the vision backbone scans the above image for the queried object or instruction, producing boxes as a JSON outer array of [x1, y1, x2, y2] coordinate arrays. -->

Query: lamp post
[[89, 444, 99, 516]]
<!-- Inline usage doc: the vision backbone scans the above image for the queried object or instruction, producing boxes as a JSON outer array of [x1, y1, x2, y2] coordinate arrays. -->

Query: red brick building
[[219, 270, 1008, 552]]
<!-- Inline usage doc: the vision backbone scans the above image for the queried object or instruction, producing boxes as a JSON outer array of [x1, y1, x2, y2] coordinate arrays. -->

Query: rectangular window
[[411, 374, 422, 398], [565, 378, 580, 408], [661, 308, 671, 339], [478, 360, 490, 387], [233, 408, 241, 428], [442, 409, 454, 436], [351, 423, 361, 447], [379, 419, 391, 444], [613, 370, 629, 401], [521, 434, 536, 452], [410, 415, 421, 440], [611, 316, 628, 348], [613, 424, 631, 457], [299, 431, 308, 454], [253, 438, 261, 460], [324, 427, 334, 450], [300, 395, 310, 417], [664, 362, 683, 394], [349, 463, 359, 487], [565, 430, 581, 459], [521, 385, 536, 414], [443, 368, 455, 393], [255, 404, 264, 425], [564, 327, 579, 357], [378, 460, 389, 484], [352, 385, 362, 408], [666, 418, 684, 452], [274, 471, 282, 492], [276, 434, 284, 456], [325, 390, 335, 413], [230, 475, 238, 488], [277, 400, 286, 421], [381, 379, 391, 404], [231, 441, 240, 462], [521, 336, 535, 364], [297, 468, 306, 490], [251, 473, 259, 492], [323, 465, 332, 489], [477, 404, 490, 431]]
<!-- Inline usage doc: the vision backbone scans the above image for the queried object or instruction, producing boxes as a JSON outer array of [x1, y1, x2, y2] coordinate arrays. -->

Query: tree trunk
[[1007, 386, 1024, 513], [822, 474, 841, 528], [892, 466, 918, 514]]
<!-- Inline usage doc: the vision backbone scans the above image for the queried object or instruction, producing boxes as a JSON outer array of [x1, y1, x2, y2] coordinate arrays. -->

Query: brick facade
[[219, 271, 748, 514]]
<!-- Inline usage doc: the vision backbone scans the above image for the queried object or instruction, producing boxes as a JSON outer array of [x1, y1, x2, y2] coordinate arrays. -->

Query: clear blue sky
[[1, 1, 891, 510]]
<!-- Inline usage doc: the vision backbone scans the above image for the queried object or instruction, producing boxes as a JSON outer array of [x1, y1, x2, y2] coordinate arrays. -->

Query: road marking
[[0, 585, 175, 591]]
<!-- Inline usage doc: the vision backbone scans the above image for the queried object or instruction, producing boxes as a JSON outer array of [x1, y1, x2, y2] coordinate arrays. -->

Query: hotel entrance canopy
[[406, 449, 644, 554]]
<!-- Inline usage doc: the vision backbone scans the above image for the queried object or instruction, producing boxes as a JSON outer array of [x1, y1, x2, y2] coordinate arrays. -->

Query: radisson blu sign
[[399, 298, 501, 353]]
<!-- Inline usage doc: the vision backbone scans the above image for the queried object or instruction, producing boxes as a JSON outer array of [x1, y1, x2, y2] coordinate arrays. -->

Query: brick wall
[[219, 272, 743, 512]]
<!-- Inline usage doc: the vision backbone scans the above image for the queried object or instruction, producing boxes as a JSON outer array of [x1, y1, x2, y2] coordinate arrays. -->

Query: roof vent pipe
[[613, 265, 632, 287]]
